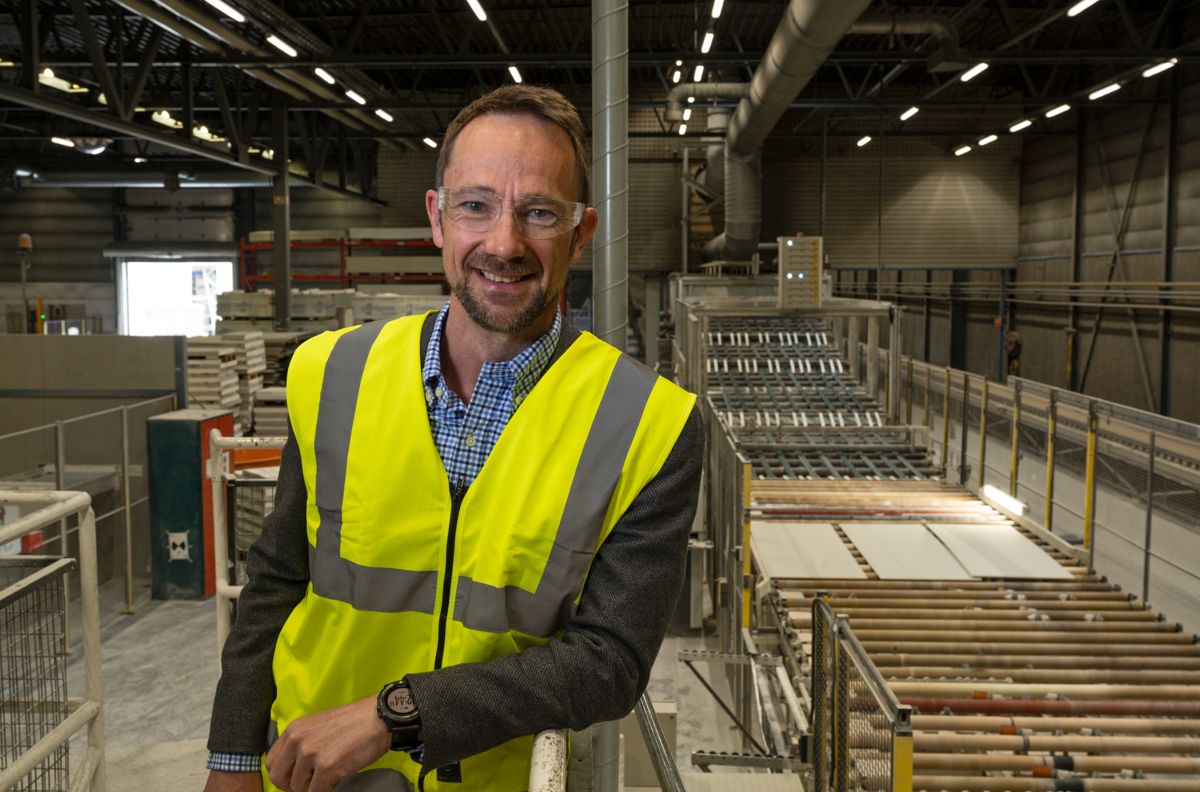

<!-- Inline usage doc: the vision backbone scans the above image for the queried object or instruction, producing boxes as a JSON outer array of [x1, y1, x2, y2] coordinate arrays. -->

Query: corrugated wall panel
[[124, 189, 235, 243], [1019, 135, 1075, 260], [0, 188, 113, 282], [628, 161, 681, 269]]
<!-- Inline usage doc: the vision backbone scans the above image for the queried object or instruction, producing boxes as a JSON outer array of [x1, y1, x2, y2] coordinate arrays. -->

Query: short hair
[[435, 85, 591, 204]]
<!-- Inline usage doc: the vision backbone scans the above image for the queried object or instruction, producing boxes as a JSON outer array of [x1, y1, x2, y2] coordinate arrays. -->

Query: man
[[206, 85, 702, 792]]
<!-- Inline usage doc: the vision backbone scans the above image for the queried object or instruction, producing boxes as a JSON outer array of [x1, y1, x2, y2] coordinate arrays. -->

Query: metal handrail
[[634, 692, 687, 792], [0, 490, 107, 792]]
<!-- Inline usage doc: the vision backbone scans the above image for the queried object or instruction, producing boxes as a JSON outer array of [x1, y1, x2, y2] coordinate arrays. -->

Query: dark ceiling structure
[[0, 0, 1194, 202]]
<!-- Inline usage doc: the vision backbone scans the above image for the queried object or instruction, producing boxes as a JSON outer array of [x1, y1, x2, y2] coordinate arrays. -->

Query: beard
[[451, 249, 560, 334]]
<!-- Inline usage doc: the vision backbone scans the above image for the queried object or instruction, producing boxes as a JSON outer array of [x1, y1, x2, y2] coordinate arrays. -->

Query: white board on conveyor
[[841, 522, 974, 580], [750, 522, 865, 580], [928, 523, 1073, 579]]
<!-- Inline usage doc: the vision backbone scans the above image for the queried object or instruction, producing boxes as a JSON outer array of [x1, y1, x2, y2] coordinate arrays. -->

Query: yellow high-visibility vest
[[263, 312, 695, 791]]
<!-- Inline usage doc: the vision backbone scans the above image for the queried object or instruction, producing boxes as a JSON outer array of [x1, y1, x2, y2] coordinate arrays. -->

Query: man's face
[[425, 113, 598, 335]]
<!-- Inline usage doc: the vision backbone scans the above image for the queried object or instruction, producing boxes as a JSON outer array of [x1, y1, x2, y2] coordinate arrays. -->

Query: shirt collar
[[423, 303, 562, 407]]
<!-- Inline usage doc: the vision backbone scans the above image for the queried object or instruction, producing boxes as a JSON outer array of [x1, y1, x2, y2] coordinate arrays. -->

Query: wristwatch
[[377, 679, 422, 752]]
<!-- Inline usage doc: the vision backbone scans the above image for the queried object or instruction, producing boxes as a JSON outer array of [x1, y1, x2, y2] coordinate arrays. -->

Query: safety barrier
[[0, 490, 107, 792], [810, 598, 912, 792]]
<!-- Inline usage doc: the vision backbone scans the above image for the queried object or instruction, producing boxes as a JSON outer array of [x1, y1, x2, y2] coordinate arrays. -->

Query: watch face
[[387, 686, 416, 716]]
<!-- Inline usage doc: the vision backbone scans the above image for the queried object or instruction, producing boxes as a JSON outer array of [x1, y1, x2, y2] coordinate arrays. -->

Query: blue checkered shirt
[[209, 305, 562, 773]]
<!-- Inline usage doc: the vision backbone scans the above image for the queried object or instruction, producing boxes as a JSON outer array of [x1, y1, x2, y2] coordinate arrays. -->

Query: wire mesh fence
[[0, 557, 73, 792]]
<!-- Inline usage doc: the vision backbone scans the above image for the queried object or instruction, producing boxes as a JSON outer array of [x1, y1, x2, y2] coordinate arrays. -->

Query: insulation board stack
[[262, 332, 305, 386], [194, 333, 268, 434], [254, 387, 290, 437], [186, 343, 241, 432]]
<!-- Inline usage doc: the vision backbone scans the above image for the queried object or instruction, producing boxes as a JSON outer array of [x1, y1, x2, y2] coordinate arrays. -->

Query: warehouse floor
[[66, 583, 741, 789]]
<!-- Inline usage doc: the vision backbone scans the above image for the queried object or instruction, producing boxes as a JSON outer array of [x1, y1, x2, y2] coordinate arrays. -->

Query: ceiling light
[[193, 125, 225, 142], [202, 0, 245, 22], [856, 135, 871, 147], [679, 124, 687, 135], [0, 59, 14, 67], [954, 144, 971, 156], [1045, 103, 1071, 118], [675, 60, 683, 67], [508, 65, 523, 84], [375, 109, 394, 122], [1067, 0, 1100, 16], [1088, 82, 1121, 100], [345, 89, 366, 105], [134, 157, 147, 163], [959, 62, 989, 82], [465, 0, 487, 21], [701, 31, 714, 54], [50, 137, 75, 148], [900, 106, 919, 121], [1009, 119, 1032, 133], [978, 134, 998, 146], [682, 108, 692, 121], [1142, 59, 1177, 78], [151, 109, 182, 129], [423, 137, 438, 148], [263, 148, 274, 160], [38, 68, 88, 93], [687, 96, 695, 104], [314, 67, 335, 85], [266, 35, 298, 57], [672, 69, 681, 84], [693, 64, 704, 82], [711, 0, 724, 18]]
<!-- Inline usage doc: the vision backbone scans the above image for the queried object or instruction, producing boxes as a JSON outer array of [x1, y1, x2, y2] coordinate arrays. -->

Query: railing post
[[55, 420, 70, 649], [891, 706, 913, 792], [1045, 391, 1057, 533], [210, 428, 232, 658], [1083, 402, 1098, 567], [121, 405, 135, 615], [905, 357, 914, 425], [940, 367, 951, 475], [924, 364, 931, 429], [77, 506, 108, 790], [978, 378, 989, 491], [1142, 432, 1156, 605], [833, 617, 850, 792], [1009, 381, 1022, 498]]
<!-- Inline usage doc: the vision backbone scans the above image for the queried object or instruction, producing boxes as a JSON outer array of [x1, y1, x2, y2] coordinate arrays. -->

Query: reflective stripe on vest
[[309, 323, 656, 636]]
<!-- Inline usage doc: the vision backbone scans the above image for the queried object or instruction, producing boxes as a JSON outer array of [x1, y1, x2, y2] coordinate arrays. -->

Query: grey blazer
[[208, 313, 704, 771]]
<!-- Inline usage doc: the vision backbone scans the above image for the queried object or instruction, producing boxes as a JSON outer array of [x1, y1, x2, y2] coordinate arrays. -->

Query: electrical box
[[147, 408, 233, 600], [777, 235, 823, 310]]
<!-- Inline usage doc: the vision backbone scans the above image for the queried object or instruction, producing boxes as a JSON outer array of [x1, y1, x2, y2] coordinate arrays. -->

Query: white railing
[[0, 490, 107, 792], [206, 431, 569, 790]]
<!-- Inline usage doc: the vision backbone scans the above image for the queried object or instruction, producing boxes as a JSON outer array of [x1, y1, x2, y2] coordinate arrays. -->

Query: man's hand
[[204, 771, 263, 792], [264, 696, 390, 791]]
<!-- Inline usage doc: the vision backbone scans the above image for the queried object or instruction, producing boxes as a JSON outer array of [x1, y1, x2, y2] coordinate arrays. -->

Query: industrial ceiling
[[0, 0, 1194, 202]]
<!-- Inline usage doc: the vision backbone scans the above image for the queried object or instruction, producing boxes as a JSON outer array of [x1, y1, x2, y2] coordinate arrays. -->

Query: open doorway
[[119, 260, 234, 336]]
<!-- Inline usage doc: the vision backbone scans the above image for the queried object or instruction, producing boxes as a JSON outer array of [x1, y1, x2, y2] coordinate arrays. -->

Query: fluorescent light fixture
[[693, 64, 704, 82], [978, 134, 998, 146], [960, 62, 989, 82], [50, 137, 74, 148], [682, 108, 692, 121], [982, 484, 1027, 516], [14, 167, 35, 176], [0, 59, 14, 67], [314, 67, 335, 85], [701, 31, 714, 54], [856, 135, 871, 147], [679, 124, 688, 135], [151, 109, 182, 129], [1067, 0, 1099, 16], [900, 106, 919, 121], [263, 148, 275, 160], [1045, 103, 1071, 118], [687, 96, 695, 104], [345, 89, 366, 105], [675, 59, 683, 67], [1089, 82, 1121, 100], [1009, 119, 1033, 133], [193, 125, 225, 142], [508, 65, 522, 84], [1142, 58, 1177, 78], [375, 109, 394, 122], [954, 144, 971, 156], [711, 0, 724, 17], [465, 0, 487, 21], [202, 0, 245, 22], [423, 137, 438, 148], [266, 35, 298, 57], [38, 68, 88, 93], [671, 69, 681, 84], [133, 157, 148, 163]]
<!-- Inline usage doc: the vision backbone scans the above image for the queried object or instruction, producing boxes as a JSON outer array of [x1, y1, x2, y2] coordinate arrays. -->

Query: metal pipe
[[1009, 380, 1021, 497], [915, 753, 1200, 775], [528, 730, 567, 792], [913, 775, 1198, 792], [1143, 431, 1156, 605], [900, 697, 1200, 716], [847, 12, 957, 43], [1084, 402, 1098, 563], [664, 82, 749, 121], [890, 680, 1200, 700], [914, 732, 1200, 754], [1044, 390, 1057, 532], [77, 506, 108, 788], [940, 367, 950, 475], [977, 377, 988, 490], [121, 406, 134, 615], [633, 693, 686, 792], [591, 0, 629, 352], [912, 714, 1200, 733]]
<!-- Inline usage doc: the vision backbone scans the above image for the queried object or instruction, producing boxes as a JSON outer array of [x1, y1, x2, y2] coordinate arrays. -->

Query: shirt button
[[434, 386, 444, 399], [464, 433, 476, 448]]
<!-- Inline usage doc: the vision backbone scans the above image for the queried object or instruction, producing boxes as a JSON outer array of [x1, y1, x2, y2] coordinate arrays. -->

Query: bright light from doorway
[[121, 260, 234, 337]]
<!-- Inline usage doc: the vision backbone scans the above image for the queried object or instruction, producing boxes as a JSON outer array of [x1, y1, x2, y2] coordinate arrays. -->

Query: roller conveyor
[[675, 295, 1200, 792]]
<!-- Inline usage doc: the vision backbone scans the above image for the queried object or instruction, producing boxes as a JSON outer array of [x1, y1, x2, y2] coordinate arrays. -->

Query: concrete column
[[271, 91, 291, 330]]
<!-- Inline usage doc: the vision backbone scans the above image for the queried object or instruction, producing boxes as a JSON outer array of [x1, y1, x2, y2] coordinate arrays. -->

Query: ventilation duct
[[19, 170, 322, 189], [716, 0, 872, 261], [665, 83, 750, 122], [700, 109, 730, 198]]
